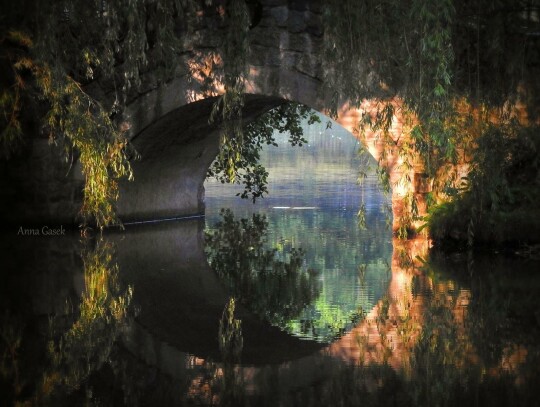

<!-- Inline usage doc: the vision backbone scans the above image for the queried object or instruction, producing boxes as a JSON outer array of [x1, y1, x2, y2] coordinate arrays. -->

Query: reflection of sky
[[204, 113, 393, 342]]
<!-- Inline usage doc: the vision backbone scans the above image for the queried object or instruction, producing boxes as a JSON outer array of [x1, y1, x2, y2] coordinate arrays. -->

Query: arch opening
[[117, 95, 394, 225], [203, 107, 393, 342]]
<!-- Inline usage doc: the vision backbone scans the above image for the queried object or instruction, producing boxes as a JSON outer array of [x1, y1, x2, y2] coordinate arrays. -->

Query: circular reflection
[[204, 111, 393, 342]]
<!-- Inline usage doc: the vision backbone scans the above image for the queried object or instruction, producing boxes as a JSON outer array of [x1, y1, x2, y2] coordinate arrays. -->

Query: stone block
[[288, 10, 306, 33], [250, 45, 282, 66], [250, 27, 282, 48], [280, 50, 299, 68], [306, 11, 323, 37], [297, 53, 321, 79], [289, 0, 309, 11], [263, 0, 288, 6], [269, 6, 288, 26], [287, 33, 310, 52]]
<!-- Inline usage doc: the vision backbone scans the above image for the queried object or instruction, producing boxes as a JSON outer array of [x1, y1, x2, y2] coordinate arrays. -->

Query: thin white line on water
[[272, 206, 319, 210], [122, 214, 205, 226]]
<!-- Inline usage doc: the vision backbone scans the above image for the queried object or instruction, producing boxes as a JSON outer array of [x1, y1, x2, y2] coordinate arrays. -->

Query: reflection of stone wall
[[325, 237, 430, 368], [1, 232, 84, 329], [108, 219, 323, 365]]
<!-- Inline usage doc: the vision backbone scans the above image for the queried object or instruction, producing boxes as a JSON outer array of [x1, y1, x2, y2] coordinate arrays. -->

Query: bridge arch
[[118, 82, 420, 232], [1, 0, 428, 231]]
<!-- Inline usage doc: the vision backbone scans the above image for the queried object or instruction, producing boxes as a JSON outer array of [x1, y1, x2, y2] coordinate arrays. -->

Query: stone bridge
[[2, 0, 428, 231]]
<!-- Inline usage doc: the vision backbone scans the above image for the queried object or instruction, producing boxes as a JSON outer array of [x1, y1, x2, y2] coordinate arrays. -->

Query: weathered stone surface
[[306, 11, 324, 36], [263, 0, 287, 6], [117, 95, 285, 222], [287, 32, 312, 52], [269, 5, 288, 26], [2, 0, 432, 233], [288, 10, 307, 33], [297, 52, 321, 79], [250, 26, 282, 48], [249, 44, 282, 66], [289, 0, 310, 11], [279, 50, 300, 68]]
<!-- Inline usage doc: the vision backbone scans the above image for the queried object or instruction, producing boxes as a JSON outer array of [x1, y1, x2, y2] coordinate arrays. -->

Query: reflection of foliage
[[205, 209, 320, 328], [408, 292, 469, 405], [1, 239, 133, 405], [258, 254, 540, 407], [0, 313, 24, 403], [44, 240, 133, 393], [292, 295, 367, 343], [430, 252, 540, 365], [219, 297, 243, 364], [217, 297, 245, 407], [208, 103, 320, 202]]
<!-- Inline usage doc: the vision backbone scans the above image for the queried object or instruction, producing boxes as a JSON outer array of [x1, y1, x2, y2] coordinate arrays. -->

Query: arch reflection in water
[[205, 209, 321, 334], [204, 112, 393, 342]]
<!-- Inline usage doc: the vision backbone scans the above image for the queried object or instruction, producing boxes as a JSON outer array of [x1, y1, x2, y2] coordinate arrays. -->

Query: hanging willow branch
[[323, 0, 539, 236], [210, 0, 251, 183], [0, 0, 192, 228]]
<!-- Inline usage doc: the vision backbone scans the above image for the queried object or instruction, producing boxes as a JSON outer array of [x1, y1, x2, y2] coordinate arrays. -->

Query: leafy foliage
[[323, 0, 540, 237], [0, 0, 318, 225], [429, 123, 540, 247], [2, 0, 538, 237], [324, 0, 539, 124], [210, 0, 250, 181], [208, 103, 320, 202], [0, 0, 190, 227]]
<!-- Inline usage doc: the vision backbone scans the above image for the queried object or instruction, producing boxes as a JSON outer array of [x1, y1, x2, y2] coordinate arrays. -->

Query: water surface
[[2, 115, 540, 406], [204, 115, 393, 342]]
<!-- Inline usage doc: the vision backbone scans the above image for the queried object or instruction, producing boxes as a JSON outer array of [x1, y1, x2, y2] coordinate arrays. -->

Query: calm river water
[[1, 116, 540, 406]]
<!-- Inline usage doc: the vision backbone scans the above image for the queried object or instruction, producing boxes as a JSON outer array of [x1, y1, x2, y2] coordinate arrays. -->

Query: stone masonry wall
[[1, 0, 431, 232]]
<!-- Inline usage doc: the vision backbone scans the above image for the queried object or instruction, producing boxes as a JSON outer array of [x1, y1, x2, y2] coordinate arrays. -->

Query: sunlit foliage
[[2, 0, 539, 239], [324, 0, 540, 239], [429, 122, 540, 248], [0, 0, 189, 227]]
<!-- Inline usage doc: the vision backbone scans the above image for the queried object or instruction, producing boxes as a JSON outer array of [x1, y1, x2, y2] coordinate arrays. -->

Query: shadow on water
[[0, 218, 324, 406], [109, 219, 324, 365]]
